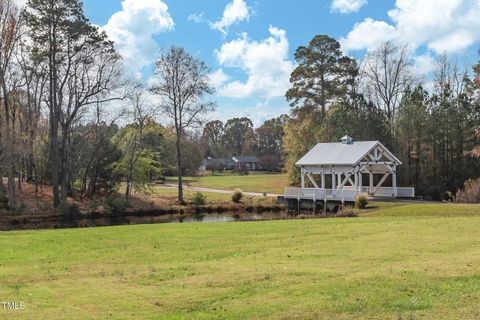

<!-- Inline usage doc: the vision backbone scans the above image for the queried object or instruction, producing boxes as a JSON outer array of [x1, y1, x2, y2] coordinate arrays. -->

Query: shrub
[[355, 193, 369, 209], [336, 206, 359, 217], [232, 189, 243, 203], [456, 178, 480, 203], [57, 201, 81, 216], [106, 196, 128, 215], [192, 192, 206, 206], [232, 163, 249, 176], [72, 179, 83, 193], [206, 159, 224, 174], [88, 201, 99, 213]]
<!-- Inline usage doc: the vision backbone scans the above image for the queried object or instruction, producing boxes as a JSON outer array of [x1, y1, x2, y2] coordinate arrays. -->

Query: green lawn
[[1, 203, 480, 319], [149, 186, 276, 205], [167, 172, 289, 194]]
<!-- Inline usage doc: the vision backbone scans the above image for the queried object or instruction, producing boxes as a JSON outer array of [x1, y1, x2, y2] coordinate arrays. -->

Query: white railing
[[346, 186, 415, 197], [284, 188, 358, 202], [284, 186, 415, 201], [397, 187, 415, 198]]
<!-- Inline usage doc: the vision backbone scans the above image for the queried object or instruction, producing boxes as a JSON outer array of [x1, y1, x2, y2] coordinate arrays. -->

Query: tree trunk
[[1, 76, 16, 209], [176, 133, 184, 204], [49, 105, 61, 207], [125, 153, 135, 204]]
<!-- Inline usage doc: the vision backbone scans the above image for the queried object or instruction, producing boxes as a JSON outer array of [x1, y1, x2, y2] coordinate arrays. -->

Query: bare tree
[[362, 42, 413, 139], [0, 0, 22, 208], [433, 55, 469, 98], [151, 47, 215, 204], [24, 0, 124, 206]]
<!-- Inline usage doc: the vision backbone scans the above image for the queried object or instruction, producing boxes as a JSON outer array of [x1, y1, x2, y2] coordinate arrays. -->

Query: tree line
[[0, 0, 479, 212], [200, 115, 288, 171], [0, 0, 214, 208]]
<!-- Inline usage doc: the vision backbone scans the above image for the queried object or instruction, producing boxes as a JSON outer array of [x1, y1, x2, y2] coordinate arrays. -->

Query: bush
[[88, 201, 99, 213], [232, 189, 243, 203], [206, 159, 224, 174], [106, 196, 128, 215], [57, 201, 81, 216], [192, 192, 206, 206], [456, 178, 480, 203], [232, 163, 249, 176], [355, 193, 369, 209], [336, 206, 359, 218]]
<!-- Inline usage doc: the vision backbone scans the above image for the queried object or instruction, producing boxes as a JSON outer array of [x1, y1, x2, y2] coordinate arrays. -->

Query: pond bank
[[0, 204, 286, 231], [0, 202, 361, 231]]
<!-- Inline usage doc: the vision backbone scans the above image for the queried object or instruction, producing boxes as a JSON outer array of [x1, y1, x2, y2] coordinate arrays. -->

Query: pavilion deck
[[284, 186, 415, 203]]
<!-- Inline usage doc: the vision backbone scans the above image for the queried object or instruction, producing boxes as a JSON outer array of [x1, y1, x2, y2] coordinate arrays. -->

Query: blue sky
[[80, 0, 480, 126]]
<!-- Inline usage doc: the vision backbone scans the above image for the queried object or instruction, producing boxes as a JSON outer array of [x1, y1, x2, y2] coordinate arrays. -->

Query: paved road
[[163, 183, 281, 198]]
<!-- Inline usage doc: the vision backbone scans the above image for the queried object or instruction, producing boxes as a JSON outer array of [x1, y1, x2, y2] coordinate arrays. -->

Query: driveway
[[163, 183, 281, 198]]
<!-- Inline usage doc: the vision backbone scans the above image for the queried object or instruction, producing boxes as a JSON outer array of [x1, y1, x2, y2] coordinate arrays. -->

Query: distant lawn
[[364, 202, 480, 217], [166, 172, 289, 194], [1, 204, 480, 319], [146, 186, 276, 205]]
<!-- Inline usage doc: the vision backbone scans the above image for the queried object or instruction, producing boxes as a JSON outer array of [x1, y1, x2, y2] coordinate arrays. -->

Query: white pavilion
[[284, 135, 415, 203]]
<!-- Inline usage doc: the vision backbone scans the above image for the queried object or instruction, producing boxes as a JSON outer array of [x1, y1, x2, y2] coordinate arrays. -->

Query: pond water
[[2, 211, 296, 231], [177, 213, 277, 223]]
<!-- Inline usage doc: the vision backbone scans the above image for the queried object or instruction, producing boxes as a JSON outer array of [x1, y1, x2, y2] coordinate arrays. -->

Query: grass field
[[147, 186, 276, 205], [167, 172, 289, 194], [1, 203, 480, 319]]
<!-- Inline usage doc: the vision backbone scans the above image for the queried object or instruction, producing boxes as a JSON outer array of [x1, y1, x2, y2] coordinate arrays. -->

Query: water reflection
[[176, 213, 280, 223]]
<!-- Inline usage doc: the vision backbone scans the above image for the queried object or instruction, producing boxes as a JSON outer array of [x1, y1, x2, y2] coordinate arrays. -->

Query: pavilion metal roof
[[296, 140, 401, 166]]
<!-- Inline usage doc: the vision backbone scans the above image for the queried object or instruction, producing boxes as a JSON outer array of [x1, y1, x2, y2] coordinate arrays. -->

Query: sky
[[74, 0, 480, 126]]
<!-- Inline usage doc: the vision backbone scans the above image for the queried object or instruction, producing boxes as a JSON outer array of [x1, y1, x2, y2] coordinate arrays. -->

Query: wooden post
[[321, 173, 325, 189], [332, 172, 336, 190], [392, 165, 398, 197], [354, 172, 358, 191], [337, 174, 342, 188], [301, 171, 305, 189], [359, 172, 363, 192], [369, 173, 373, 195]]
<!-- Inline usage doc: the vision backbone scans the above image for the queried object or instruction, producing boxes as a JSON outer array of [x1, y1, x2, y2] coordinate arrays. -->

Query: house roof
[[233, 156, 259, 163], [296, 140, 401, 166], [221, 158, 235, 165]]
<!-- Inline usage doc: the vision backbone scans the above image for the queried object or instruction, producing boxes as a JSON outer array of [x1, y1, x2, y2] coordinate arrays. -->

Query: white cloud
[[209, 69, 230, 87], [214, 26, 295, 99], [331, 0, 368, 14], [340, 0, 480, 54], [340, 18, 398, 52], [412, 53, 436, 76], [188, 13, 205, 23], [428, 30, 476, 54], [103, 0, 174, 74], [211, 0, 250, 35]]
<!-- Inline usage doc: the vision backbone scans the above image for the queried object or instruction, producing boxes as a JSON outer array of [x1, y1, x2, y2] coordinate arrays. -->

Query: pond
[[178, 213, 274, 223], [2, 210, 327, 231]]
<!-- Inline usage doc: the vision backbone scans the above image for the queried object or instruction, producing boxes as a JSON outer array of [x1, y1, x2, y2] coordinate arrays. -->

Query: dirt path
[[163, 184, 281, 198]]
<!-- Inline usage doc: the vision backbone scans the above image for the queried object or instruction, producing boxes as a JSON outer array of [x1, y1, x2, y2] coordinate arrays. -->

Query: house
[[220, 157, 236, 170], [199, 155, 261, 172], [284, 135, 415, 204], [232, 156, 260, 171]]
